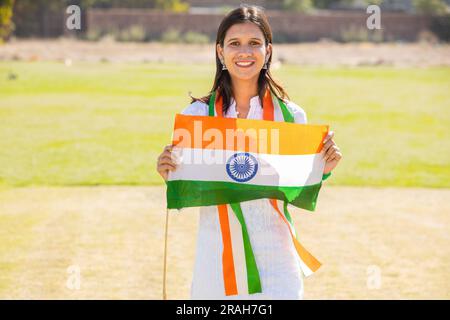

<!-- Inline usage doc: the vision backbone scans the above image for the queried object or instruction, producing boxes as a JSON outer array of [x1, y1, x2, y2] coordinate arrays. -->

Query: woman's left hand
[[322, 130, 343, 174]]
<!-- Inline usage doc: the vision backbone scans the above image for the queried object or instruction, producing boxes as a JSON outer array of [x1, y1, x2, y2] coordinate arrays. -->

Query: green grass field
[[0, 61, 449, 187]]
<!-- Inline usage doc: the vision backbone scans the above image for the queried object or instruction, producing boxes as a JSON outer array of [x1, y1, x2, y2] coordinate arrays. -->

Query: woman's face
[[217, 22, 272, 81]]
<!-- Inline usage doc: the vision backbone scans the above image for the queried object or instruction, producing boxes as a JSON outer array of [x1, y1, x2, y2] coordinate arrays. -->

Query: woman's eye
[[229, 41, 260, 46]]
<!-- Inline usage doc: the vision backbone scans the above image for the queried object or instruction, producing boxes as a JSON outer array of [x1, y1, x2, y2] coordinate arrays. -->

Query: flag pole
[[162, 207, 169, 300]]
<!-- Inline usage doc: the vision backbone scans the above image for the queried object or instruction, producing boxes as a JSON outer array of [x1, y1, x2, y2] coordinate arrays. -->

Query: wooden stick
[[162, 208, 169, 300]]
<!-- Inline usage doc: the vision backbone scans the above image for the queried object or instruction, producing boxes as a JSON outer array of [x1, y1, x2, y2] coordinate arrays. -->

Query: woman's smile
[[235, 60, 256, 68]]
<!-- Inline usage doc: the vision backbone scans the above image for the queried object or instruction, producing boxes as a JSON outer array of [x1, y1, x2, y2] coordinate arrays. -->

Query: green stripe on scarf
[[229, 202, 262, 294], [208, 91, 216, 116], [283, 201, 294, 226], [277, 98, 294, 123]]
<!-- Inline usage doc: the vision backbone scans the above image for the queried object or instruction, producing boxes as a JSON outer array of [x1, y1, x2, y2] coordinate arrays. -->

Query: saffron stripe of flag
[[172, 114, 326, 155]]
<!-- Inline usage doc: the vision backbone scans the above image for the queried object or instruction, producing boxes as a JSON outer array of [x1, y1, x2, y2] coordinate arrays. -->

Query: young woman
[[157, 5, 342, 299]]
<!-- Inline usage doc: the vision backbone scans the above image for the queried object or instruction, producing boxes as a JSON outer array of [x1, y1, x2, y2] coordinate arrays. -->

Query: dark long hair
[[189, 4, 290, 114]]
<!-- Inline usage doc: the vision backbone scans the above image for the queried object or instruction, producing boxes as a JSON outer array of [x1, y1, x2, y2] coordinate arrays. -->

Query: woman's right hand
[[156, 144, 178, 181]]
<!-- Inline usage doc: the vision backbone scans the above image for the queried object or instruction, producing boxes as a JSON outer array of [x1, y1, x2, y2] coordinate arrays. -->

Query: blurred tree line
[[80, 0, 189, 10], [10, 0, 190, 38], [0, 0, 15, 42]]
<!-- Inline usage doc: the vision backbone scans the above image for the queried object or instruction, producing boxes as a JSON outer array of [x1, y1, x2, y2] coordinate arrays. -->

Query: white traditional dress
[[180, 95, 314, 300]]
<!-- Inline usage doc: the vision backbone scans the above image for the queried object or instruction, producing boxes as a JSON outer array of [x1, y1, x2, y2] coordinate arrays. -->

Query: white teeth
[[236, 61, 254, 67]]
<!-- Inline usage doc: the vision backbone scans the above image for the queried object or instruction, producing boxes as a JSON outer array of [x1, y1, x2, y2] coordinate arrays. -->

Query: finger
[[322, 147, 330, 161], [326, 153, 337, 162], [322, 139, 335, 152], [164, 144, 173, 152], [324, 147, 337, 162], [158, 156, 177, 165], [158, 150, 172, 159], [160, 150, 175, 160], [164, 152, 181, 164], [323, 131, 334, 144], [323, 145, 335, 161], [334, 152, 343, 161], [322, 141, 334, 157], [326, 145, 338, 158], [158, 158, 177, 168], [159, 154, 177, 163], [158, 164, 176, 173], [328, 151, 342, 162]]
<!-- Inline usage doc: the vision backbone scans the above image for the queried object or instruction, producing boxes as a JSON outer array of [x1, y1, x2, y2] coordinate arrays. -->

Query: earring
[[262, 59, 269, 69], [220, 59, 227, 70]]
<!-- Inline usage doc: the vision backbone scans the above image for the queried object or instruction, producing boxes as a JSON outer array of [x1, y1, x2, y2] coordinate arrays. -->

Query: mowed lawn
[[0, 61, 449, 187]]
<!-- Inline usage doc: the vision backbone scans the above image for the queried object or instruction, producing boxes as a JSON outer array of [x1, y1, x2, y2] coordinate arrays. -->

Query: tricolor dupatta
[[208, 88, 325, 296]]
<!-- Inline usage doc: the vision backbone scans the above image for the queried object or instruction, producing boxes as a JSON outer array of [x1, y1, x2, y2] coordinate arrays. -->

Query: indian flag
[[167, 112, 327, 296], [167, 114, 329, 211]]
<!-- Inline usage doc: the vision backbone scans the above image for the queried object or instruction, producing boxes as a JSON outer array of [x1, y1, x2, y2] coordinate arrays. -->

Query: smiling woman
[[189, 5, 287, 119], [156, 4, 342, 300]]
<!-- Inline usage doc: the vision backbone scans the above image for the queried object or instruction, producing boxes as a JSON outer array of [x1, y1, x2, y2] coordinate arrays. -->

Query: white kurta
[[180, 95, 309, 300]]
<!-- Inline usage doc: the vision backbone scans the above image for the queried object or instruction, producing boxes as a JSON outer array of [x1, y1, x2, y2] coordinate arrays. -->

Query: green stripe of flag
[[167, 180, 323, 211]]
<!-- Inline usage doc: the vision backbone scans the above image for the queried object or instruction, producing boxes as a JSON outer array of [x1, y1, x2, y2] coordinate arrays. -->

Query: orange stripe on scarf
[[269, 199, 321, 273], [217, 204, 238, 295]]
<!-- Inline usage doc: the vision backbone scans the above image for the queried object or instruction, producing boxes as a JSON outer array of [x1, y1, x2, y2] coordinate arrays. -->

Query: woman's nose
[[238, 45, 254, 55]]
